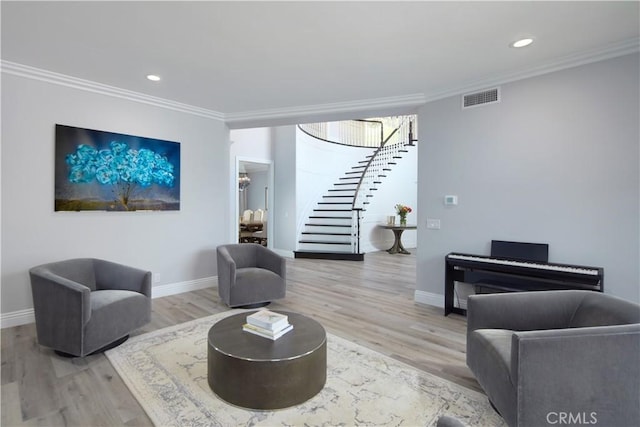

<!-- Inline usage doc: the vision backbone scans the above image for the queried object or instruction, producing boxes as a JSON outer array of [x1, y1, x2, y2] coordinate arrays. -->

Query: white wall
[[417, 53, 640, 304], [230, 127, 272, 160], [295, 128, 370, 238], [1, 73, 230, 316], [271, 126, 297, 252]]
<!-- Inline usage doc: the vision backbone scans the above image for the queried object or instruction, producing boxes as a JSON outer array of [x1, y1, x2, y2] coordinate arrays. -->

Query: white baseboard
[[1, 276, 217, 329], [1, 309, 36, 329], [151, 276, 216, 298], [414, 290, 444, 308], [414, 289, 468, 310], [272, 248, 295, 258]]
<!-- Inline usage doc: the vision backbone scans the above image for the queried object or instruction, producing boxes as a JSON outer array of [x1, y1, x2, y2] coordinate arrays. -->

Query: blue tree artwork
[[55, 125, 180, 211]]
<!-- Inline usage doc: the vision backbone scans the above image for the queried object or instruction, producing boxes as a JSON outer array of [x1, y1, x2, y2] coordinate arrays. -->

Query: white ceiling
[[2, 1, 639, 118]]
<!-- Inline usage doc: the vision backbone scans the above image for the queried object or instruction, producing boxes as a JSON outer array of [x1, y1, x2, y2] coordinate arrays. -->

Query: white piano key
[[447, 254, 600, 276]]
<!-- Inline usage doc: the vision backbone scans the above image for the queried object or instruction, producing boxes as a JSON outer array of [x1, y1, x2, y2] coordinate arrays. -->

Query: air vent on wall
[[462, 87, 500, 109]]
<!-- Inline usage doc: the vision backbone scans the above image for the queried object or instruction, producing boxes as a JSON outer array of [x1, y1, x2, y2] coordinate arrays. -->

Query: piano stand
[[474, 280, 526, 293]]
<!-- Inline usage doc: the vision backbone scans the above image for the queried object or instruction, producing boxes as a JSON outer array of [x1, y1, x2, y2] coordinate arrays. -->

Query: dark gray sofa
[[29, 258, 152, 357], [466, 290, 640, 427], [216, 243, 286, 308]]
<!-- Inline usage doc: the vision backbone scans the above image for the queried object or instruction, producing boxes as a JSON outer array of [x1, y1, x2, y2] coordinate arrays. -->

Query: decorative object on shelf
[[395, 204, 412, 226]]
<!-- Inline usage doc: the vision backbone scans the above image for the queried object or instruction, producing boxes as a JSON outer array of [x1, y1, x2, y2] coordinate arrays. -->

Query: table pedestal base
[[387, 228, 411, 255], [381, 225, 416, 255]]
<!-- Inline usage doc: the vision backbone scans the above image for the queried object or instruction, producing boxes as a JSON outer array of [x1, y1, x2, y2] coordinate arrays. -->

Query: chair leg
[[235, 302, 270, 309], [54, 335, 130, 358]]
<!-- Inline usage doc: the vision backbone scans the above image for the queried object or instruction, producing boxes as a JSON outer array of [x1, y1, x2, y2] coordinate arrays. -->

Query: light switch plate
[[426, 219, 441, 229]]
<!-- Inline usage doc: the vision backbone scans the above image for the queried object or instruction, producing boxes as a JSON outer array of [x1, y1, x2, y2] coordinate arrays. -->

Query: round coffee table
[[207, 311, 326, 410]]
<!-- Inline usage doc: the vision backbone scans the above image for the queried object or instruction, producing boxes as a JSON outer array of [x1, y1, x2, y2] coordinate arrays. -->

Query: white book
[[246, 310, 289, 331], [243, 323, 293, 340]]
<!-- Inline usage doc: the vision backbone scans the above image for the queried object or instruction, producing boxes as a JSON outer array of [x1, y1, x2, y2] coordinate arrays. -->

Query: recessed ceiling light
[[510, 38, 534, 48], [146, 74, 161, 82]]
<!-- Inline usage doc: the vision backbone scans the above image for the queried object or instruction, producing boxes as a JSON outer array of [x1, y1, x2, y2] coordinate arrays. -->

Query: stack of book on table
[[243, 310, 293, 340]]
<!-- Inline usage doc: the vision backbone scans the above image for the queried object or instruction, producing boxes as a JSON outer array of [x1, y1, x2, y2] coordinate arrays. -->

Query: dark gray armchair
[[466, 290, 640, 427], [29, 258, 152, 357], [216, 243, 286, 308]]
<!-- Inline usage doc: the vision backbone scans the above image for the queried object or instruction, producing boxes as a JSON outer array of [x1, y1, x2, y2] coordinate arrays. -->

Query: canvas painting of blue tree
[[55, 124, 180, 211]]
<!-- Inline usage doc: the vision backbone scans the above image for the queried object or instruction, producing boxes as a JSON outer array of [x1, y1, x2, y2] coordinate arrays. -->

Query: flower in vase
[[395, 204, 412, 225]]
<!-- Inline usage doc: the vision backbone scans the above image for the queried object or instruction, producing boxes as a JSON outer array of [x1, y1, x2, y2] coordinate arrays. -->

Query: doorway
[[235, 157, 273, 248]]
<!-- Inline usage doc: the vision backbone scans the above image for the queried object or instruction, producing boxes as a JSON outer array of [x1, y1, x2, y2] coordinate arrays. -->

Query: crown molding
[[1, 59, 424, 127], [3, 37, 638, 127], [223, 93, 427, 129], [425, 37, 640, 104], [0, 60, 226, 121], [224, 38, 639, 127]]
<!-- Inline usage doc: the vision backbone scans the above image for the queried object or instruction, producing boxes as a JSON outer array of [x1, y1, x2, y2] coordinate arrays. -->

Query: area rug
[[106, 310, 505, 426]]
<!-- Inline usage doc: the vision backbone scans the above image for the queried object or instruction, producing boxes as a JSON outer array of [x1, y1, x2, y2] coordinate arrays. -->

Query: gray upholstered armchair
[[216, 243, 286, 308], [29, 258, 152, 357], [466, 290, 640, 427]]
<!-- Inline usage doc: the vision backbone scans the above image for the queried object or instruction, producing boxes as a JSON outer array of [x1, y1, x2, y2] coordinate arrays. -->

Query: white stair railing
[[351, 116, 416, 212]]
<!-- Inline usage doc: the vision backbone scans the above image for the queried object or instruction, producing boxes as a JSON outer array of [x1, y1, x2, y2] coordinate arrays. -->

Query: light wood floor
[[1, 250, 475, 426]]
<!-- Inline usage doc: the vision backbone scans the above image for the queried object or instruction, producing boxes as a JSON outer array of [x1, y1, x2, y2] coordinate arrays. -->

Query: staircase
[[294, 116, 417, 261]]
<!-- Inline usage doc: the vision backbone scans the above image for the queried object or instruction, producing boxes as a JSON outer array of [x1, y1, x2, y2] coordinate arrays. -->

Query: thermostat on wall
[[444, 195, 458, 206]]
